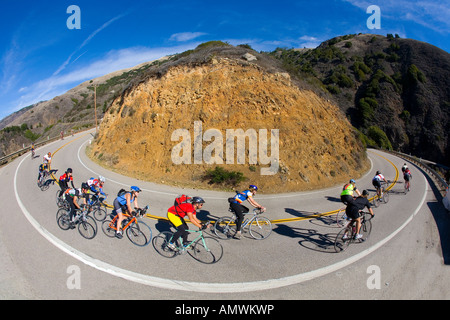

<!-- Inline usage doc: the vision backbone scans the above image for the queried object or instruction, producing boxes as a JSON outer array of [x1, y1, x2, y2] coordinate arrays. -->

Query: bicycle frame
[[170, 229, 208, 251], [106, 212, 137, 232]]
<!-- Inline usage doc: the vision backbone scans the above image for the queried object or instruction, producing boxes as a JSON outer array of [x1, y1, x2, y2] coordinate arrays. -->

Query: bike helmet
[[98, 176, 106, 183], [191, 196, 205, 204], [131, 186, 141, 192], [81, 182, 89, 190], [249, 185, 258, 191], [362, 190, 369, 196], [350, 179, 356, 183], [376, 171, 381, 175], [66, 168, 73, 174]]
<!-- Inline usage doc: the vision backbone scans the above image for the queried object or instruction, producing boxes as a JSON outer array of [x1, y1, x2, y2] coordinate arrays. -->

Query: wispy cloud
[[343, 0, 450, 34], [13, 44, 197, 111], [53, 13, 128, 76], [169, 32, 208, 42]]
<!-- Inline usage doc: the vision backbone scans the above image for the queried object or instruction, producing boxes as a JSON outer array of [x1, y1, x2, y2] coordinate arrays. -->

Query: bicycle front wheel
[[334, 227, 352, 252], [57, 213, 71, 231], [189, 236, 223, 264], [214, 217, 236, 239], [249, 217, 272, 240], [152, 231, 177, 258], [126, 222, 148, 247], [78, 216, 97, 240], [360, 215, 372, 241], [93, 207, 107, 221]]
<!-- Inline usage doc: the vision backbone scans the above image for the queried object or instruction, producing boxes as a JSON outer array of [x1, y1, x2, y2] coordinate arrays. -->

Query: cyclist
[[402, 165, 412, 191], [43, 152, 52, 172], [58, 168, 75, 198], [229, 185, 265, 239], [372, 171, 388, 200], [64, 183, 90, 228], [112, 186, 141, 239], [37, 163, 46, 184], [340, 179, 361, 205], [345, 190, 374, 240], [167, 196, 207, 249], [86, 176, 107, 204]]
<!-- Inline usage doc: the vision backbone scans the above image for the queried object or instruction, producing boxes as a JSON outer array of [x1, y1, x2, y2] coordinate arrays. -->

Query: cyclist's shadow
[[273, 224, 337, 253]]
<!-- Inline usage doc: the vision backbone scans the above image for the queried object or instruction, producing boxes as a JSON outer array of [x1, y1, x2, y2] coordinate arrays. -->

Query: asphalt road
[[1, 129, 449, 300]]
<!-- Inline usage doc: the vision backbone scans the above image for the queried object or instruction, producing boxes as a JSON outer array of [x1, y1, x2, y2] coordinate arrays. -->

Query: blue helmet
[[249, 185, 258, 191], [131, 186, 141, 192]]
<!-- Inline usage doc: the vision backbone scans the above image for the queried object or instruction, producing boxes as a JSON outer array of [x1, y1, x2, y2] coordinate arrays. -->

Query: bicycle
[[152, 222, 223, 264], [372, 182, 389, 207], [101, 206, 151, 247], [214, 208, 272, 240], [37, 170, 50, 191], [87, 195, 108, 221], [334, 211, 373, 253], [335, 207, 351, 227], [57, 208, 98, 240]]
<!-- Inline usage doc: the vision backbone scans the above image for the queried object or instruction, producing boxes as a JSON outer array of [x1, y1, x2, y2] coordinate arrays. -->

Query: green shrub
[[203, 167, 246, 186], [367, 126, 392, 150]]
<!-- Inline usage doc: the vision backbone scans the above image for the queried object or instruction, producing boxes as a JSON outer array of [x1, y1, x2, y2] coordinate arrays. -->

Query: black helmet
[[66, 168, 73, 173], [81, 182, 89, 190], [191, 196, 205, 204]]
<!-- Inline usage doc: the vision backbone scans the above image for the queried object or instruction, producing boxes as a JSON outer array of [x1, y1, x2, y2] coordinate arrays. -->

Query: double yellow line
[[49, 138, 399, 225]]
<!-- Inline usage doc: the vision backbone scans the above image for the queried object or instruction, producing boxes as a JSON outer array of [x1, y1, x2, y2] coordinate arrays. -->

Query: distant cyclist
[[229, 185, 265, 239], [166, 196, 208, 250], [402, 165, 412, 191], [43, 152, 52, 172], [340, 179, 361, 205], [372, 171, 388, 200], [58, 168, 75, 198], [345, 190, 374, 240], [112, 186, 141, 239]]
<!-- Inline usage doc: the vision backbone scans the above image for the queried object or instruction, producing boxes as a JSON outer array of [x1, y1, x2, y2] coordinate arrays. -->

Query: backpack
[[173, 195, 191, 216], [117, 188, 127, 197]]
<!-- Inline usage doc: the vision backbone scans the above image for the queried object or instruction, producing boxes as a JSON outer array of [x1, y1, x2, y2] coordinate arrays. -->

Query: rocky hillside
[[272, 34, 450, 166], [87, 43, 369, 193], [0, 59, 168, 157]]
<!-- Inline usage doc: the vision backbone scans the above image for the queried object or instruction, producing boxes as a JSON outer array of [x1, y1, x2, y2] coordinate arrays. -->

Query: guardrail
[[383, 149, 449, 197], [0, 126, 97, 167]]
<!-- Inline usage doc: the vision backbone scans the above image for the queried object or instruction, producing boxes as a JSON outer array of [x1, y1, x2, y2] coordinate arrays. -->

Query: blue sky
[[1, 0, 449, 121]]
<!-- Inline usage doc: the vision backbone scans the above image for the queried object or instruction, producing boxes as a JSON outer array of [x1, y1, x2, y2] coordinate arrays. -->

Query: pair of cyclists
[[165, 184, 266, 249]]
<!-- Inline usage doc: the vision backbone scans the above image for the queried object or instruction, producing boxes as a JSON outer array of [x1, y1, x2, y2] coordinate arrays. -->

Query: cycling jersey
[[65, 188, 81, 198], [233, 190, 253, 204], [167, 202, 195, 218], [117, 192, 135, 206], [340, 183, 356, 196], [373, 174, 385, 181], [43, 154, 51, 164], [59, 173, 73, 182]]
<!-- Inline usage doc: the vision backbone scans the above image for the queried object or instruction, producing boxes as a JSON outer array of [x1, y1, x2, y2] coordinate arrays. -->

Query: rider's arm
[[73, 196, 81, 209], [186, 211, 203, 229], [248, 197, 265, 210]]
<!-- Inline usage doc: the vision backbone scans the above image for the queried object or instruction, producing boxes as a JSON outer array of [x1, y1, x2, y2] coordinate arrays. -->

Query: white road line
[[14, 147, 428, 293]]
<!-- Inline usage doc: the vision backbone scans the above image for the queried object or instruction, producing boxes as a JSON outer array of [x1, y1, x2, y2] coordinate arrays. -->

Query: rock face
[[89, 46, 368, 193]]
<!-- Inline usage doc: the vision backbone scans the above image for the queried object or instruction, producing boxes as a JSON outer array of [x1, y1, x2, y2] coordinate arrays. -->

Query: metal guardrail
[[384, 149, 449, 196]]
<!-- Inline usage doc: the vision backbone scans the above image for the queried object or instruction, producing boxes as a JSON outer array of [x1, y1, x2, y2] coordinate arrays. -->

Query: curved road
[[1, 129, 449, 299]]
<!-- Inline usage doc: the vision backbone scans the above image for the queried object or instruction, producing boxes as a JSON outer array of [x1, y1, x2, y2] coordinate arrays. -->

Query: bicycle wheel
[[334, 227, 352, 252], [126, 222, 148, 247], [214, 217, 236, 239], [372, 193, 380, 208], [335, 208, 349, 227], [360, 215, 372, 241], [382, 190, 390, 204], [136, 220, 152, 246], [152, 231, 177, 258], [189, 236, 223, 264], [93, 207, 107, 221], [56, 208, 69, 222], [249, 217, 272, 240], [57, 213, 71, 231], [102, 219, 116, 238], [78, 216, 97, 240]]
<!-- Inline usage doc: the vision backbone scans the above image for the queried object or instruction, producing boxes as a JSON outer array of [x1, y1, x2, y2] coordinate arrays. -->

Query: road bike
[[152, 223, 223, 264], [214, 208, 272, 240], [101, 206, 151, 246], [334, 211, 373, 253], [57, 208, 98, 240], [372, 182, 389, 207], [37, 170, 51, 191]]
